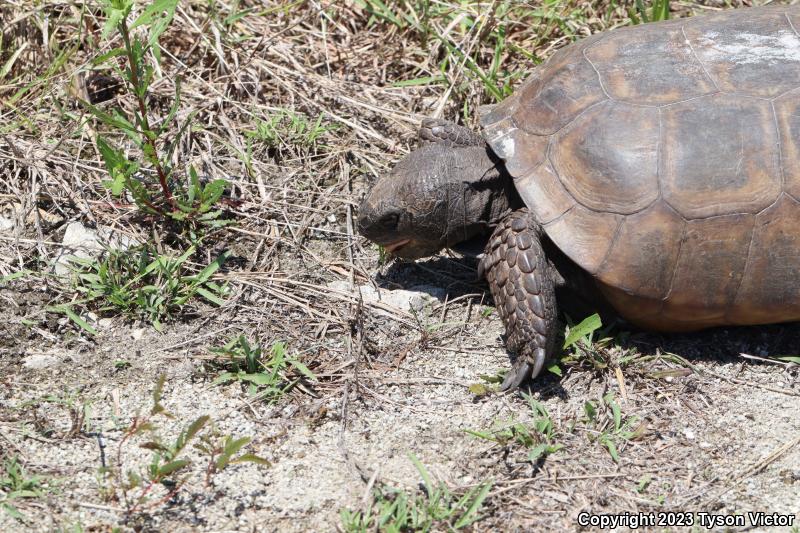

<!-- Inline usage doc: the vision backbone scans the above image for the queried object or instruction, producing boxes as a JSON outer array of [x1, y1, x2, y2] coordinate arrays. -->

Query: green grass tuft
[[340, 454, 492, 532]]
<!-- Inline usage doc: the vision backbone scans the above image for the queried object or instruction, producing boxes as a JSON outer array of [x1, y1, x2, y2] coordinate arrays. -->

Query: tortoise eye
[[380, 212, 400, 230]]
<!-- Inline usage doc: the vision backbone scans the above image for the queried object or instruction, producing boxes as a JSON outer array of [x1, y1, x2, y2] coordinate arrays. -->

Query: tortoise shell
[[481, 6, 800, 331]]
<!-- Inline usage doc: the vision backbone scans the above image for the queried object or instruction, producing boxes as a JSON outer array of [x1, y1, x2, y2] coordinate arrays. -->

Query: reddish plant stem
[[119, 20, 177, 213]]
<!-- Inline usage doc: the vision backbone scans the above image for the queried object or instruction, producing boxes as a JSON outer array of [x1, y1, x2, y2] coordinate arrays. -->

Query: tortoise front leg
[[479, 209, 559, 390]]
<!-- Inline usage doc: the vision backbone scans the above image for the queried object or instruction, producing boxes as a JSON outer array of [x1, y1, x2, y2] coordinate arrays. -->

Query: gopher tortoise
[[358, 6, 800, 389]]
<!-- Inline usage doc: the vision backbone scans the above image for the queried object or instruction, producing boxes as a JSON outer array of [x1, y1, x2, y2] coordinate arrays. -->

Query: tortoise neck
[[445, 163, 520, 247]]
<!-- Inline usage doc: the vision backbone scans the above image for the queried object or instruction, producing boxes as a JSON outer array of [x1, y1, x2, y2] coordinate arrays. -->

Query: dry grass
[[1, 0, 799, 531]]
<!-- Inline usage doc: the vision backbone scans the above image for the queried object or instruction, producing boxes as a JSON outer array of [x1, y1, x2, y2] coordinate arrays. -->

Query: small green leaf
[[0, 42, 29, 80], [0, 270, 30, 284], [157, 459, 190, 477], [185, 415, 210, 443], [188, 165, 200, 204], [2, 502, 24, 520], [464, 429, 494, 441], [81, 100, 138, 134], [56, 306, 97, 335], [453, 481, 492, 528], [468, 383, 488, 396], [101, 1, 133, 39], [583, 401, 596, 421], [637, 474, 652, 493], [527, 443, 549, 462], [195, 286, 225, 306], [408, 453, 433, 495], [232, 453, 271, 466], [215, 436, 254, 470], [288, 359, 316, 381], [563, 313, 602, 349], [192, 250, 229, 283], [92, 47, 128, 66], [201, 179, 227, 208], [604, 439, 620, 462], [130, 0, 178, 30], [237, 373, 276, 385], [102, 174, 127, 196], [391, 75, 446, 87], [546, 363, 562, 377], [211, 372, 238, 386], [97, 137, 126, 175]]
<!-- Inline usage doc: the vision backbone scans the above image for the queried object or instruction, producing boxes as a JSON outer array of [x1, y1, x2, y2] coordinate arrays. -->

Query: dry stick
[[338, 159, 371, 484], [738, 352, 796, 368], [344, 159, 356, 291], [380, 377, 472, 387], [232, 274, 417, 328], [0, 429, 26, 459], [144, 325, 239, 356], [696, 434, 800, 508], [76, 502, 125, 512], [257, 58, 395, 146], [488, 472, 634, 497], [361, 467, 380, 509], [701, 367, 800, 398], [432, 2, 494, 119], [235, 279, 331, 321]]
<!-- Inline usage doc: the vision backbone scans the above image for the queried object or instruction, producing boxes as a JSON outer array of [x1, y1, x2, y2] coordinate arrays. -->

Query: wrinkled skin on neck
[[358, 142, 518, 259]]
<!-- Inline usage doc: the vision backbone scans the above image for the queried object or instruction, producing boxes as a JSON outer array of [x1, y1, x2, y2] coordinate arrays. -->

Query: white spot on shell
[[697, 30, 800, 65], [498, 136, 516, 159]]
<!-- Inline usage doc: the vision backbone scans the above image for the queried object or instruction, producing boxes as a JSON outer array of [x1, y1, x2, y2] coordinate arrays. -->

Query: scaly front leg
[[479, 209, 559, 390]]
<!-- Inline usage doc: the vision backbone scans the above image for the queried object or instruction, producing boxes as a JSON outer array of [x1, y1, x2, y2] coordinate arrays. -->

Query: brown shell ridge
[[785, 11, 800, 38], [590, 214, 626, 277], [582, 22, 719, 108], [771, 100, 787, 193], [660, 196, 787, 222], [541, 203, 575, 229], [656, 107, 663, 198], [680, 24, 721, 92], [537, 98, 608, 138], [547, 143, 662, 217], [656, 91, 722, 109], [724, 215, 758, 323], [595, 197, 687, 302], [772, 85, 800, 102], [581, 44, 666, 109], [727, 194, 800, 325], [542, 205, 625, 275], [581, 36, 614, 102], [643, 203, 686, 301], [660, 93, 783, 219], [545, 99, 663, 217]]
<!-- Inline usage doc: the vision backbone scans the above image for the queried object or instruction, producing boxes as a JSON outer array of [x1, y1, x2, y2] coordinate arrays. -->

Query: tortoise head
[[358, 142, 516, 260]]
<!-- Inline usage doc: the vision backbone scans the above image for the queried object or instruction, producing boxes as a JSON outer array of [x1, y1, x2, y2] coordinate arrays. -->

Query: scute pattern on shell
[[481, 5, 800, 331]]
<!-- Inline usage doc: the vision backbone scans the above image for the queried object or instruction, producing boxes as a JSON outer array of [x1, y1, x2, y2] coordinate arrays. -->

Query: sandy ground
[[2, 273, 800, 531], [1, 0, 799, 531]]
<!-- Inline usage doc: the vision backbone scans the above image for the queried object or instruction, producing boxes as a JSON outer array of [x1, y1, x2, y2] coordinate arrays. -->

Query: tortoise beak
[[384, 239, 411, 254]]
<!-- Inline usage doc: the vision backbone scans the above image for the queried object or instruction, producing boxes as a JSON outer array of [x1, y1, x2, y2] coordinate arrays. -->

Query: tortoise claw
[[500, 348, 547, 391], [501, 359, 531, 390]]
